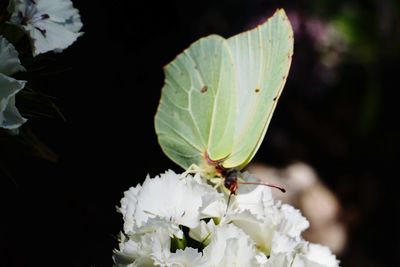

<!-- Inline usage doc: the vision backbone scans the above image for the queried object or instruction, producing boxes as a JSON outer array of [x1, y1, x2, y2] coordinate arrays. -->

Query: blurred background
[[1, 0, 399, 266]]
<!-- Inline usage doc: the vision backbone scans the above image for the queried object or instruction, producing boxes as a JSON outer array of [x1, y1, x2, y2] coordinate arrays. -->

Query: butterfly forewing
[[223, 9, 294, 169]]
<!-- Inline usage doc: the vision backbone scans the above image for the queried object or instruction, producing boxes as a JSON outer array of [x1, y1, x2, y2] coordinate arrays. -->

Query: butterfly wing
[[155, 35, 237, 170], [155, 10, 294, 172], [222, 9, 294, 169]]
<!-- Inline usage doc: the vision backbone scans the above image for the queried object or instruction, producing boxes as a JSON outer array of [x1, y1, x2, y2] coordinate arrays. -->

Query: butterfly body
[[221, 169, 240, 195], [204, 150, 239, 194]]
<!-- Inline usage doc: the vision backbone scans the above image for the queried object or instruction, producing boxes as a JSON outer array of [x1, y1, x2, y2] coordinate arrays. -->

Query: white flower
[[114, 170, 221, 266], [0, 36, 26, 129], [8, 0, 83, 56], [114, 170, 340, 267], [119, 170, 219, 236]]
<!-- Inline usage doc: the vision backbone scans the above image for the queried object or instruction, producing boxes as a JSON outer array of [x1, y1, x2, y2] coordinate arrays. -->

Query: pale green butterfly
[[155, 9, 293, 194]]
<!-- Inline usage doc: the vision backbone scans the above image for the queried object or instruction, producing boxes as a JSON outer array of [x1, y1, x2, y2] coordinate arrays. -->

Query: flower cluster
[[114, 170, 340, 267], [0, 0, 82, 130]]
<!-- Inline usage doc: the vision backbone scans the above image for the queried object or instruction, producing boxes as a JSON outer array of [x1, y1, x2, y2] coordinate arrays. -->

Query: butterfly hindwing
[[155, 35, 236, 169]]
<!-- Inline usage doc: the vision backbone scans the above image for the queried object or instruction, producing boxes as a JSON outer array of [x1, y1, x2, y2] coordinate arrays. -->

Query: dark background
[[1, 0, 399, 266]]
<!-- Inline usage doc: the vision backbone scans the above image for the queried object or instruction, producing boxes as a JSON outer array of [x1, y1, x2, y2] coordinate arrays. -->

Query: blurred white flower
[[0, 36, 26, 129], [8, 0, 83, 56]]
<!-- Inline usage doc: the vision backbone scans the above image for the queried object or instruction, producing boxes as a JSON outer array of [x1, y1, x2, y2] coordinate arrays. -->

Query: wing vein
[[207, 46, 223, 152], [157, 114, 203, 152], [163, 89, 189, 111], [168, 63, 190, 93], [188, 102, 206, 146]]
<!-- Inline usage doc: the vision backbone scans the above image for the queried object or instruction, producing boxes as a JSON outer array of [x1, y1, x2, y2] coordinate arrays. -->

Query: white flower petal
[[270, 232, 301, 255], [134, 217, 183, 239], [119, 184, 142, 233], [0, 36, 26, 129], [266, 235, 303, 267], [0, 36, 25, 75], [25, 21, 82, 56], [0, 94, 27, 129], [113, 228, 171, 267], [150, 229, 173, 266], [131, 170, 215, 229], [235, 182, 273, 218], [230, 211, 275, 255], [268, 239, 340, 267], [160, 247, 205, 267], [189, 219, 216, 245], [203, 224, 262, 267], [227, 197, 308, 256], [294, 243, 340, 267], [36, 0, 77, 20], [254, 252, 268, 266], [276, 204, 310, 238], [267, 253, 294, 267], [199, 192, 226, 219]]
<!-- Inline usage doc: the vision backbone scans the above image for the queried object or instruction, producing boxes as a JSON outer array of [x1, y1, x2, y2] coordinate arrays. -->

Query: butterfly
[[155, 9, 293, 194]]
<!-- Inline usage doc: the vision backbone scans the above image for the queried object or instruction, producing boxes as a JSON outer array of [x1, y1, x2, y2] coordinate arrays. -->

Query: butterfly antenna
[[238, 181, 286, 193]]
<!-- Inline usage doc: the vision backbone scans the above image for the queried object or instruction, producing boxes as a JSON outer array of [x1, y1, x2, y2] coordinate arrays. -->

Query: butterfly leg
[[181, 164, 201, 177]]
